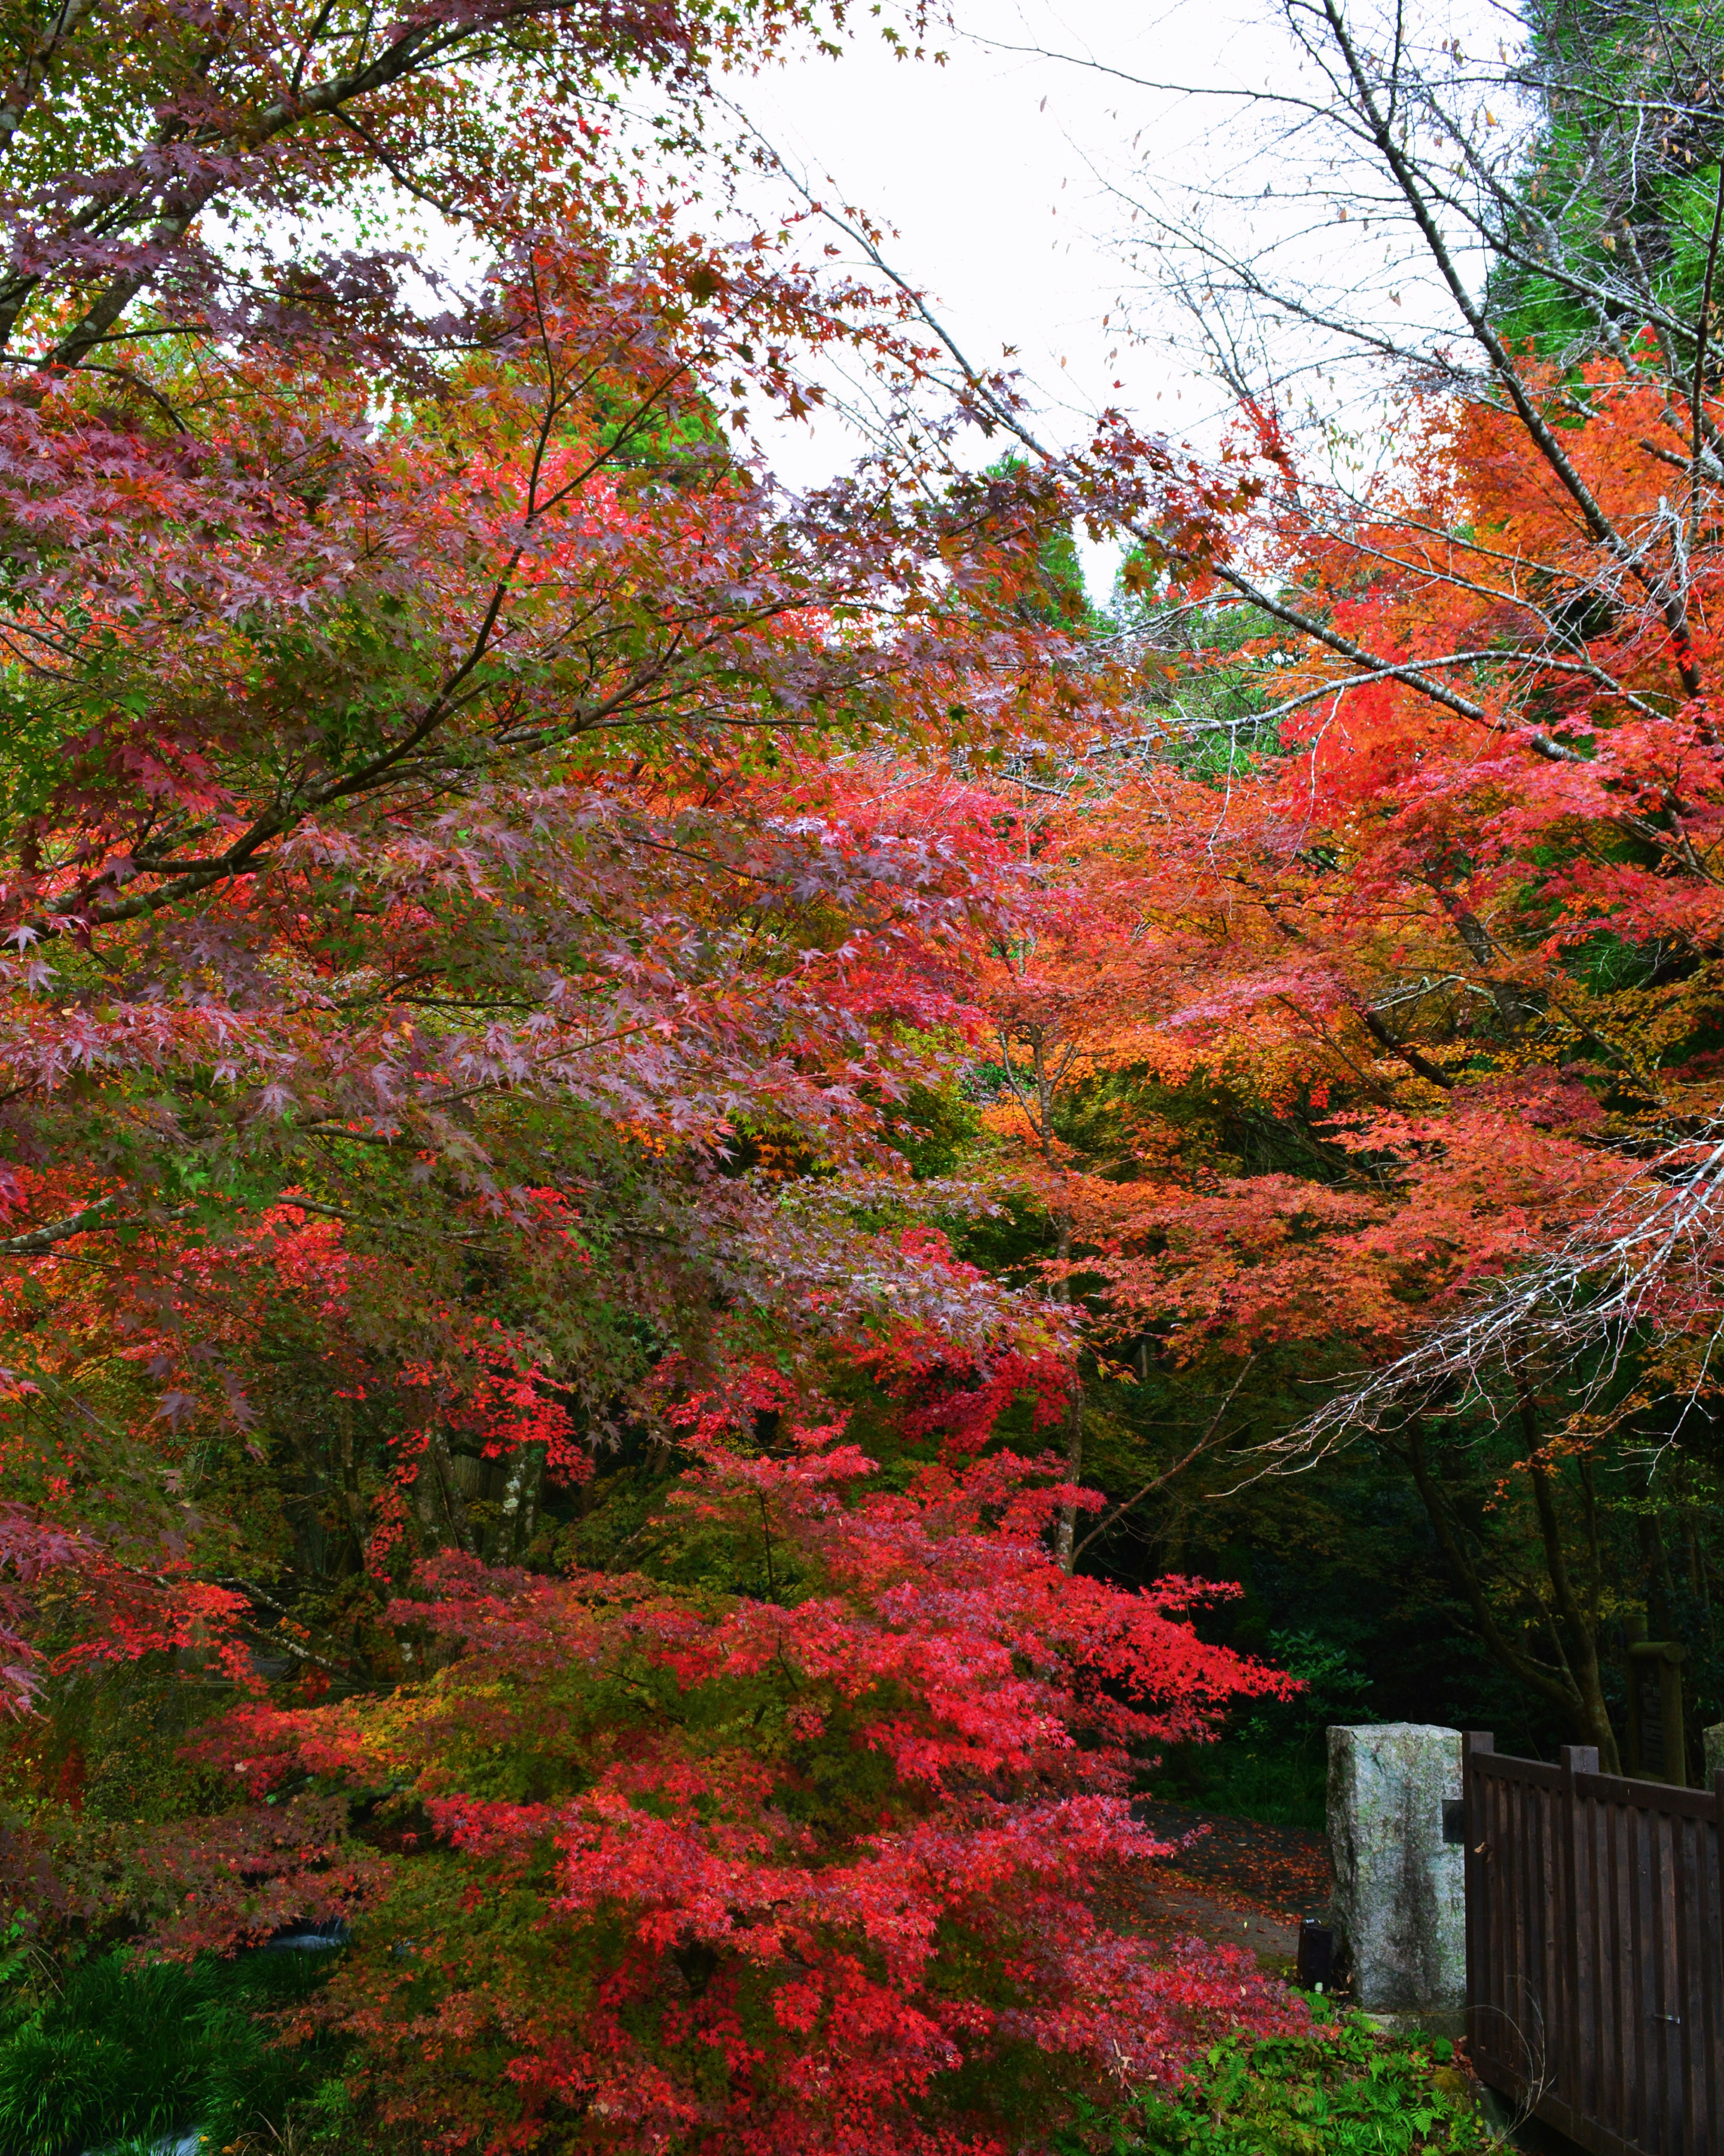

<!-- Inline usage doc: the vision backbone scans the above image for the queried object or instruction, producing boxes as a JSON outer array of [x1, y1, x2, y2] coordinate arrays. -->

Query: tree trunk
[[1050, 1213, 1084, 1573], [1519, 1393, 1621, 1771], [1053, 1371, 1085, 1575], [495, 1441, 547, 1564], [1403, 1421, 1620, 1768], [413, 1427, 477, 1556]]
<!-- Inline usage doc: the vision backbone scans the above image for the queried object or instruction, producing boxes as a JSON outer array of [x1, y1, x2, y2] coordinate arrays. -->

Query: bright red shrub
[[177, 1398, 1303, 2153]]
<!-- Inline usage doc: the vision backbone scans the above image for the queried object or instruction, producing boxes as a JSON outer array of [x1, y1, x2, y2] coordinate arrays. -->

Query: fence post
[[1461, 1730, 1493, 2061], [1559, 1742, 1597, 2109]]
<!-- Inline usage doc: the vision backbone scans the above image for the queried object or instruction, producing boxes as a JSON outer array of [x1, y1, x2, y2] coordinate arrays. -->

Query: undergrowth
[[1060, 2012, 1492, 2155], [0, 1948, 347, 2156], [1143, 1735, 1329, 1833], [0, 1954, 1489, 2156]]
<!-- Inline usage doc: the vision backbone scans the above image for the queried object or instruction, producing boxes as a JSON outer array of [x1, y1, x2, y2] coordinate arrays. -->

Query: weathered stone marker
[[1328, 1723, 1465, 2021], [1705, 1720, 1724, 1786]]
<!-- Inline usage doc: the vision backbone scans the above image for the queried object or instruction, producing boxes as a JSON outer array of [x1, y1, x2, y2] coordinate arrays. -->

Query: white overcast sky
[[736, 0, 1249, 590], [732, 0, 1519, 597]]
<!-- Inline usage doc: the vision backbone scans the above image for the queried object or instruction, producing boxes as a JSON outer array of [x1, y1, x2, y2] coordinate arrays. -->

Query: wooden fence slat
[[1702, 1797, 1717, 2156], [1630, 1798, 1647, 2150], [1463, 1731, 1491, 2073], [1463, 1738, 1721, 2156], [1548, 1784, 1561, 2098], [1675, 1811, 1702, 2151], [1616, 1789, 1639, 2150], [1558, 1748, 1594, 2117], [1586, 1790, 1604, 2131]]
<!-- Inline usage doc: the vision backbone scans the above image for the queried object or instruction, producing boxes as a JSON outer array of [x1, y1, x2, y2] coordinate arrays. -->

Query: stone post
[[1705, 1720, 1724, 1786], [1327, 1723, 1465, 2024]]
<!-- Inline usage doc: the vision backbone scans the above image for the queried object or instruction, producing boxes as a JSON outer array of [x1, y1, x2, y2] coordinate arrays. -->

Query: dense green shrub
[[0, 1948, 343, 2156], [1059, 2014, 1491, 2156]]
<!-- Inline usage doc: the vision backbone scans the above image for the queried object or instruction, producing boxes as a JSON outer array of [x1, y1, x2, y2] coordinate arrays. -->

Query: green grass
[[1060, 2013, 1491, 2156], [0, 1948, 345, 2156]]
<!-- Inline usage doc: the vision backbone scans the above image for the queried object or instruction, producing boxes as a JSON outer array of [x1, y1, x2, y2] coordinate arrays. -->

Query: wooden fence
[[1462, 1732, 1723, 2156]]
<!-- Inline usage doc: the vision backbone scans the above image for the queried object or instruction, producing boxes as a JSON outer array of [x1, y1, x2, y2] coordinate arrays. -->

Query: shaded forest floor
[[1134, 1798, 1332, 1916], [1129, 1798, 1333, 1969]]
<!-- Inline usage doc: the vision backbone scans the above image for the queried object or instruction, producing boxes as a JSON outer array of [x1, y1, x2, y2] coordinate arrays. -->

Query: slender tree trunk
[[413, 1427, 477, 1556], [1636, 1497, 1681, 1637], [1403, 1422, 1621, 1764], [1004, 1027, 1087, 1573], [1525, 1451, 1620, 1769], [1517, 1393, 1621, 1770], [497, 1441, 547, 1563], [1684, 1511, 1714, 1642], [1053, 1380, 1085, 1573], [1051, 1216, 1085, 1574], [336, 1412, 371, 1574]]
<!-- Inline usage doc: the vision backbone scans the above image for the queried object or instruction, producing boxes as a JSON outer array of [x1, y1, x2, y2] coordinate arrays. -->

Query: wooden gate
[[1462, 1732, 1724, 2156]]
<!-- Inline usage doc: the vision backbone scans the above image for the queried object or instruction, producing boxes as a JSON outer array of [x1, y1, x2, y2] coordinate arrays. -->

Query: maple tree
[[23, 0, 1724, 2137], [0, 0, 1099, 1691], [129, 1383, 1297, 2155], [0, 4, 1329, 2151], [924, 0, 1724, 1770]]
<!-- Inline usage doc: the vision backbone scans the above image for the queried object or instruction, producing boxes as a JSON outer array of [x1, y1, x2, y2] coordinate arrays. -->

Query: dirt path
[[1126, 1799, 1334, 1970]]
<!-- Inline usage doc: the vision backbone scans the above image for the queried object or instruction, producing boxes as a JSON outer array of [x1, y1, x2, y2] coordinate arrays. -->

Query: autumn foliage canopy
[[0, 0, 1321, 2149], [11, 0, 1724, 2147]]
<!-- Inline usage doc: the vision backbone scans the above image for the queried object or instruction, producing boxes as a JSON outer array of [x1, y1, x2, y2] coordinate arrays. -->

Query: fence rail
[[1463, 1732, 1724, 2156]]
